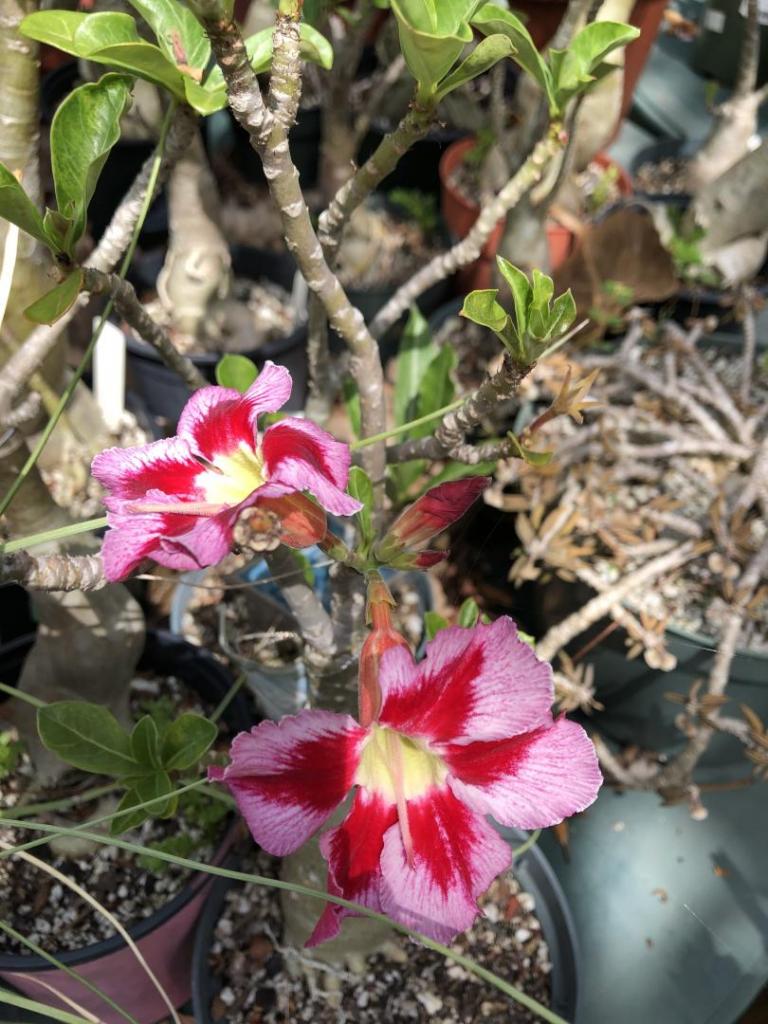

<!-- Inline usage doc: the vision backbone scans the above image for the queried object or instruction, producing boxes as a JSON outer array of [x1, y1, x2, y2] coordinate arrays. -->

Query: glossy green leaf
[[528, 268, 555, 338], [0, 164, 53, 249], [130, 715, 162, 769], [424, 610, 449, 640], [460, 289, 508, 333], [458, 596, 481, 627], [24, 270, 83, 325], [125, 0, 210, 74], [348, 466, 374, 549], [416, 344, 456, 432], [37, 702, 137, 776], [550, 21, 639, 106], [391, 0, 477, 89], [496, 257, 530, 339], [183, 75, 227, 114], [471, 3, 553, 102], [161, 713, 217, 771], [50, 73, 132, 247], [215, 353, 259, 392], [436, 33, 515, 98], [394, 306, 438, 428], [21, 11, 187, 100], [548, 290, 577, 339]]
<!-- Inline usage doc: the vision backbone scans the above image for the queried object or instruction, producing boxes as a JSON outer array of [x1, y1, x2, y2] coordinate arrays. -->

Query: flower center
[[355, 725, 446, 803], [198, 444, 266, 507]]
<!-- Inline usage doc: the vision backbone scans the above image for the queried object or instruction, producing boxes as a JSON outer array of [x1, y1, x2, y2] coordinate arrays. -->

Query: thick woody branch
[[204, 13, 387, 482], [0, 551, 107, 591], [264, 546, 336, 672], [82, 269, 206, 391], [387, 353, 531, 463], [370, 129, 565, 340], [535, 542, 701, 662], [318, 97, 437, 260]]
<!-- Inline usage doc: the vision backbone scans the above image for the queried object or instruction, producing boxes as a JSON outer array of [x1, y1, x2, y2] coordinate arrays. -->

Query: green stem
[[351, 397, 465, 451], [0, 681, 45, 708], [0, 515, 108, 554], [0, 101, 177, 520], [513, 828, 542, 859], [3, 782, 119, 820], [0, 814, 568, 1024], [209, 673, 247, 724], [0, 989, 93, 1024], [0, 920, 140, 1024]]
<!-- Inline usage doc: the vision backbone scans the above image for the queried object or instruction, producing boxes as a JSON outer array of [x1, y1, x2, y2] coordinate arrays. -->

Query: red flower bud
[[358, 576, 410, 728], [375, 477, 488, 564]]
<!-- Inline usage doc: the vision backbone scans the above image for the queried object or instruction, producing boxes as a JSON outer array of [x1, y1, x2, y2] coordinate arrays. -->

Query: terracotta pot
[[440, 140, 632, 290], [503, 0, 667, 123]]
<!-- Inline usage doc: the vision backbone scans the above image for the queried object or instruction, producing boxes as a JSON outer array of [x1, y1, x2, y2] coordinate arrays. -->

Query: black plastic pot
[[0, 629, 254, 1024], [191, 829, 579, 1023], [125, 245, 308, 430]]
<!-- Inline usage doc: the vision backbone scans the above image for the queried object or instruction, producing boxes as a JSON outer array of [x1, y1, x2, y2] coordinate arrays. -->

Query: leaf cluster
[[460, 257, 576, 365], [36, 701, 217, 835]]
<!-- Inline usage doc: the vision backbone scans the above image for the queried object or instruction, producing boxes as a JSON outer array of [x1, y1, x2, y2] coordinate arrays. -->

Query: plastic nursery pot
[[170, 559, 433, 721], [0, 629, 253, 1024], [190, 829, 579, 1024], [571, 620, 768, 785], [125, 244, 308, 431]]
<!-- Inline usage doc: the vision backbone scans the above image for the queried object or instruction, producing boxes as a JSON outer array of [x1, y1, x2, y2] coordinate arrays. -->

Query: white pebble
[[416, 992, 443, 1014], [219, 986, 235, 1007], [515, 927, 532, 943]]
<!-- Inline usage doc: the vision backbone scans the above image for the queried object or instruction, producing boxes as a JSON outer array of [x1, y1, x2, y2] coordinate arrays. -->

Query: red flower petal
[[378, 617, 554, 744], [177, 362, 292, 461], [378, 785, 512, 943], [446, 718, 602, 830], [376, 477, 488, 559], [262, 418, 362, 517], [92, 436, 202, 507], [306, 789, 397, 947], [208, 711, 366, 856]]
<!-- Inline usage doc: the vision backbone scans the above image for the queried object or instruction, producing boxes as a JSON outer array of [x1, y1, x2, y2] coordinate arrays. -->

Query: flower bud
[[257, 492, 327, 549]]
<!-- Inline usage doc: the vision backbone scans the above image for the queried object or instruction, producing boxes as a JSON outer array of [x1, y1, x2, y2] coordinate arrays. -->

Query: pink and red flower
[[91, 363, 361, 580], [210, 616, 601, 945]]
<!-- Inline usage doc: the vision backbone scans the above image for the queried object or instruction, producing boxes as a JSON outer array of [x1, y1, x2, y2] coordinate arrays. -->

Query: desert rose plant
[[0, 0, 645, 1016]]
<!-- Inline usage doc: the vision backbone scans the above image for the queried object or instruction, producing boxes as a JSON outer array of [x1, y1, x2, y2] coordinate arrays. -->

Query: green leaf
[[348, 466, 374, 549], [416, 344, 456, 431], [458, 596, 481, 627], [460, 289, 507, 333], [518, 629, 536, 647], [110, 771, 174, 835], [507, 432, 553, 466], [436, 33, 515, 99], [547, 289, 577, 340], [394, 306, 438, 429], [0, 164, 54, 250], [471, 3, 553, 103], [496, 257, 531, 339], [161, 713, 217, 771], [37, 702, 137, 776], [125, 0, 210, 74], [215, 353, 259, 392], [391, 0, 477, 90], [528, 268, 555, 338], [244, 22, 334, 75], [21, 11, 187, 100], [342, 377, 362, 439], [183, 75, 227, 114], [424, 610, 449, 640], [24, 270, 83, 325], [130, 715, 162, 769], [550, 21, 639, 106], [50, 73, 132, 247]]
